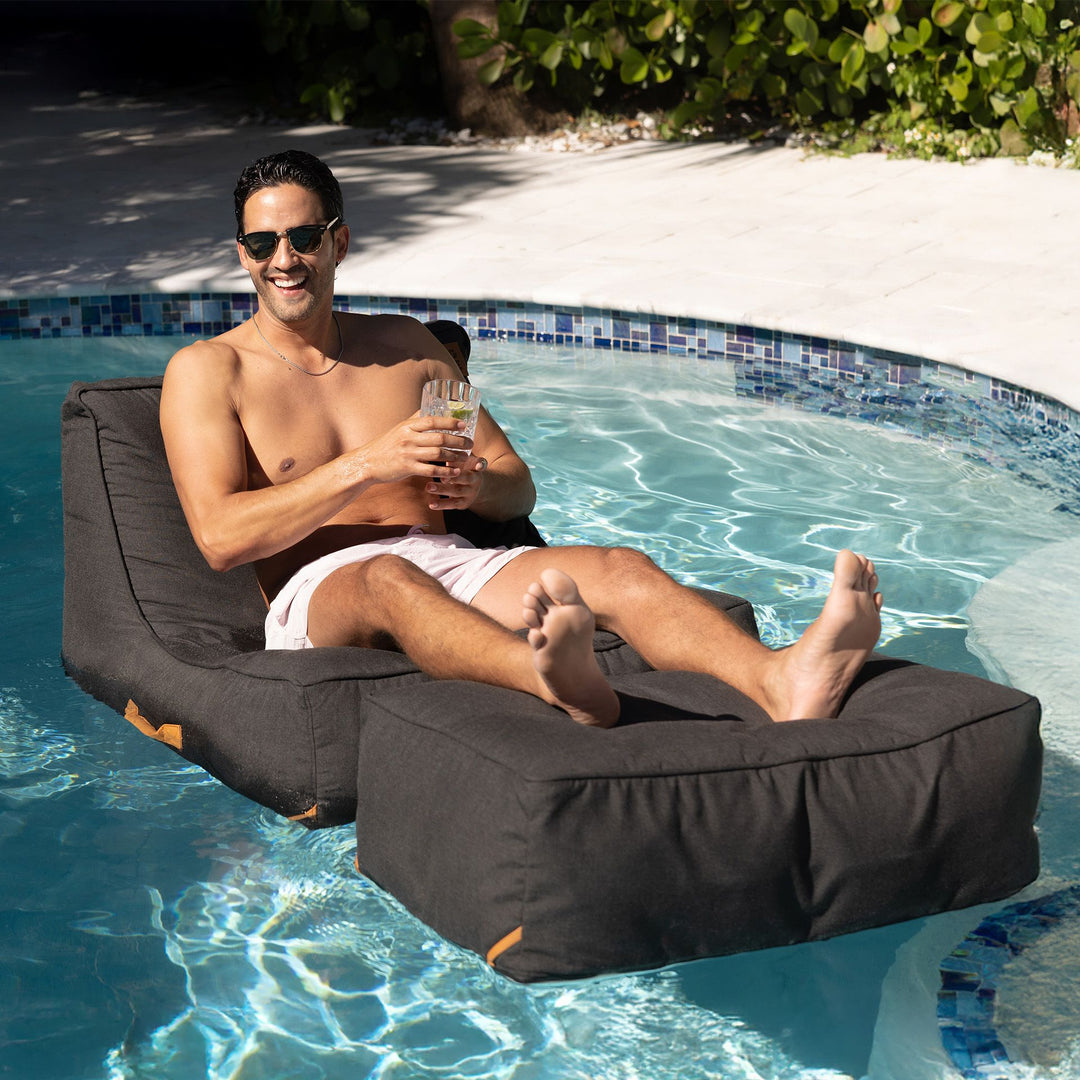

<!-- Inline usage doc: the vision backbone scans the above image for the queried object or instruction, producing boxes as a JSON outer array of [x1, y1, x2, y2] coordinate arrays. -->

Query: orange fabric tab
[[124, 699, 182, 751], [287, 804, 318, 822], [486, 925, 523, 967]]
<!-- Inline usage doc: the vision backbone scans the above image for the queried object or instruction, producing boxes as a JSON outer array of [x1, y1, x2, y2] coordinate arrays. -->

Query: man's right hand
[[347, 411, 473, 486]]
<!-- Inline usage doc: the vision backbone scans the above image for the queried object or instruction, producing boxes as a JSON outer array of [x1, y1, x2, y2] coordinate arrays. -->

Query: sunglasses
[[238, 216, 340, 261]]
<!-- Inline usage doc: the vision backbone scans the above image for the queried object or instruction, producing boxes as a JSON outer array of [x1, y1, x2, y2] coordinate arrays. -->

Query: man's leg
[[305, 553, 620, 727], [470, 545, 882, 723]]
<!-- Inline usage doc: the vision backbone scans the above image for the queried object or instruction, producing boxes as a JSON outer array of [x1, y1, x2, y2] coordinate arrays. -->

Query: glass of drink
[[420, 379, 481, 443]]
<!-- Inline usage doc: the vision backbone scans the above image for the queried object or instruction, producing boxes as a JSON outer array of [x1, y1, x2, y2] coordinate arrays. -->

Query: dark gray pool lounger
[[60, 325, 1042, 983]]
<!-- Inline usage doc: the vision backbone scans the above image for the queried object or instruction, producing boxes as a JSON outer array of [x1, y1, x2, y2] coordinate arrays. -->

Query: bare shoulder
[[338, 311, 443, 348], [338, 312, 460, 376], [161, 332, 244, 419]]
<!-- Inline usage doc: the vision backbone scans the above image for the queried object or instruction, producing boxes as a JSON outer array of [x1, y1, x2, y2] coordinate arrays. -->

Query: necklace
[[253, 314, 344, 376]]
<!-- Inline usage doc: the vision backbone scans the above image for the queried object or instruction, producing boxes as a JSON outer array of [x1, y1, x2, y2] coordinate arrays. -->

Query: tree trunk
[[428, 0, 561, 136]]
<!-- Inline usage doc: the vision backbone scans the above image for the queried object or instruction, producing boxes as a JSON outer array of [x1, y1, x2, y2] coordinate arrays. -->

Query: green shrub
[[257, 0, 439, 124], [454, 0, 1080, 158]]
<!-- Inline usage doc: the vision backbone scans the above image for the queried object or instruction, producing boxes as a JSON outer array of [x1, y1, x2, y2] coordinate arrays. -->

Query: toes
[[522, 584, 549, 627], [538, 568, 582, 606]]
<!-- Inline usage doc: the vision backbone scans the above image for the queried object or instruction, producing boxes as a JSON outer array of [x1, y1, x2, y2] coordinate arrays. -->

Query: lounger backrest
[[62, 377, 268, 664]]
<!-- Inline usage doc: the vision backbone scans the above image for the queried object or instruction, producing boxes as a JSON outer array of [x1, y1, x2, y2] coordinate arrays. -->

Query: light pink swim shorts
[[264, 526, 534, 650]]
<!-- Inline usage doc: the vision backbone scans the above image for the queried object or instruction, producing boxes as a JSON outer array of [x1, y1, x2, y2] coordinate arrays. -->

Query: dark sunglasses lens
[[242, 233, 277, 260], [288, 225, 324, 254]]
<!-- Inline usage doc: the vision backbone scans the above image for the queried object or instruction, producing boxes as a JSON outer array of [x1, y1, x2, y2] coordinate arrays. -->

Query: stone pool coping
[[2, 54, 1078, 414]]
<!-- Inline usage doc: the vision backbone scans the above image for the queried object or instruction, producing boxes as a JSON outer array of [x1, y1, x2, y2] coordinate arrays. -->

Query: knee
[[357, 553, 428, 592], [598, 546, 661, 595]]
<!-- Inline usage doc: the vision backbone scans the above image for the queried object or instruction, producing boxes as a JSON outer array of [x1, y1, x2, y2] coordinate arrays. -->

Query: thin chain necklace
[[252, 313, 344, 376]]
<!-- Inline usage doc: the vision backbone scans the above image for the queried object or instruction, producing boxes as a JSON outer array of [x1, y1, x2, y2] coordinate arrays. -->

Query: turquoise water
[[3, 334, 1080, 1079]]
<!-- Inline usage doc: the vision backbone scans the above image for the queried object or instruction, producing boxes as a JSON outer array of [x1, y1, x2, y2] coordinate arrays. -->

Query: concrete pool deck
[[3, 53, 1078, 411]]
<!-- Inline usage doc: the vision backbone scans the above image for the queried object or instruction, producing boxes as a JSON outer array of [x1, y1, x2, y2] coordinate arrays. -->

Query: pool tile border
[[938, 885, 1080, 1078], [2, 291, 1076, 432]]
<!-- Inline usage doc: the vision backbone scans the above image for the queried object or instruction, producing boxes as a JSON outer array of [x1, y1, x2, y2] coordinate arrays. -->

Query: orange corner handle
[[124, 699, 183, 751], [486, 925, 523, 967]]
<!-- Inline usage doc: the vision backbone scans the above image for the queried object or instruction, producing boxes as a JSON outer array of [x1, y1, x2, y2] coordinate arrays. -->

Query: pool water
[[3, 334, 1080, 1080]]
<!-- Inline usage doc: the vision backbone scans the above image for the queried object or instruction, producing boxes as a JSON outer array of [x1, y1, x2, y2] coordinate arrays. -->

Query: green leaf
[[619, 45, 649, 84], [477, 55, 506, 84], [965, 12, 991, 46], [512, 65, 534, 93], [670, 100, 704, 131], [1013, 85, 1039, 128], [828, 34, 854, 63], [945, 73, 970, 100], [842, 41, 866, 83], [1005, 54, 1026, 80], [828, 83, 854, 117], [605, 27, 627, 58], [761, 71, 787, 98], [539, 41, 564, 70], [794, 85, 824, 114], [799, 61, 827, 88], [341, 1, 370, 32], [597, 39, 614, 69], [787, 8, 818, 48], [783, 7, 808, 40], [651, 55, 674, 83], [864, 20, 889, 53], [497, 0, 526, 34], [327, 86, 346, 124], [452, 18, 491, 38], [1021, 3, 1046, 36], [457, 34, 496, 59], [989, 92, 1012, 116], [521, 27, 557, 54], [705, 23, 730, 59], [645, 10, 675, 41], [918, 17, 933, 45], [932, 1, 964, 29], [998, 117, 1030, 155], [1067, 70, 1080, 104], [975, 30, 1005, 55]]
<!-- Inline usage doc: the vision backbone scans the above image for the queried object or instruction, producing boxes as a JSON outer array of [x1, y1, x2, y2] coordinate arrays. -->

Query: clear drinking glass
[[420, 379, 481, 442]]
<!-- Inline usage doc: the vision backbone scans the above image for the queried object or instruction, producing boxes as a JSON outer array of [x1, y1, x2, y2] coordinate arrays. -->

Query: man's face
[[237, 183, 348, 325]]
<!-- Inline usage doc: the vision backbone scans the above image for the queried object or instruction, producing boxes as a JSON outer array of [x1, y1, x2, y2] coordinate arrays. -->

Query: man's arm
[[430, 402, 537, 520], [160, 339, 475, 572], [415, 322, 536, 521]]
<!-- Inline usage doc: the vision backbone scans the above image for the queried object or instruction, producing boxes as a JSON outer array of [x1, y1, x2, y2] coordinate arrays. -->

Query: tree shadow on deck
[[0, 10, 546, 300]]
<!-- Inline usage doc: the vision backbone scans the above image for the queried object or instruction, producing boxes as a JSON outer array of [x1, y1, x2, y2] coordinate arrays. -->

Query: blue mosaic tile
[[937, 885, 1080, 1078]]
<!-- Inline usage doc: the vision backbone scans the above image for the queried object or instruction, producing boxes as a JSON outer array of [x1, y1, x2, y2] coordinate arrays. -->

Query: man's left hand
[[426, 453, 487, 510]]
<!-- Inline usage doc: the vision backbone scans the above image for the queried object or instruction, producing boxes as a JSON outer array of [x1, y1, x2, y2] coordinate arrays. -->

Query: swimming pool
[[4, 327, 1080, 1079]]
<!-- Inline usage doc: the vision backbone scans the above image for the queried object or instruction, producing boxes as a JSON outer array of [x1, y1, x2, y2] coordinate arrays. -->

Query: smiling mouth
[[270, 276, 308, 292]]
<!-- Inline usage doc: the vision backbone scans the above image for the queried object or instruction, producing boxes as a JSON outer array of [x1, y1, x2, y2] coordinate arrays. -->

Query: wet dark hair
[[233, 149, 344, 236]]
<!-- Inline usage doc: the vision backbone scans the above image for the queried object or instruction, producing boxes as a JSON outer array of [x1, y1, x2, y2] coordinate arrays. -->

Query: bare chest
[[238, 362, 427, 486]]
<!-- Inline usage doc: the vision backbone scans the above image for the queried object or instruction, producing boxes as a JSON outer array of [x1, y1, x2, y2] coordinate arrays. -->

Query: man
[[161, 149, 882, 729]]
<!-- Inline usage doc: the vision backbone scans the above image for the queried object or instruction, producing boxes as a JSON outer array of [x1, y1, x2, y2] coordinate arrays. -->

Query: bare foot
[[766, 550, 883, 722], [521, 569, 621, 728]]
